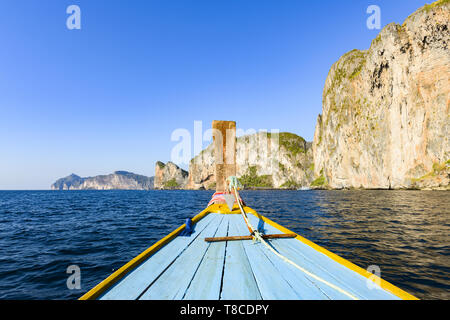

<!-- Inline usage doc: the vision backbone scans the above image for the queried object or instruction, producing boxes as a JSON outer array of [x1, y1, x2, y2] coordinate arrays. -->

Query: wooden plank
[[246, 214, 398, 300], [230, 215, 326, 300], [245, 213, 283, 235], [139, 214, 225, 300], [182, 216, 229, 300], [100, 213, 217, 300], [205, 233, 297, 242], [220, 215, 262, 300]]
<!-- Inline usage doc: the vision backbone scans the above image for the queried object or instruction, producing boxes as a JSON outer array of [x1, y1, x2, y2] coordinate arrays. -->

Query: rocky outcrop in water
[[312, 0, 449, 190], [51, 171, 155, 190], [187, 132, 314, 189], [154, 161, 189, 189]]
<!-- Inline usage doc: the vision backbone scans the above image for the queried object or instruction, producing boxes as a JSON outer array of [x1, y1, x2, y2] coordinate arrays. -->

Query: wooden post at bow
[[212, 120, 236, 194]]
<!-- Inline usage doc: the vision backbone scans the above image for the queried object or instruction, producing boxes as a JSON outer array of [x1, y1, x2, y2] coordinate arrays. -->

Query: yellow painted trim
[[244, 207, 418, 300], [79, 205, 214, 300]]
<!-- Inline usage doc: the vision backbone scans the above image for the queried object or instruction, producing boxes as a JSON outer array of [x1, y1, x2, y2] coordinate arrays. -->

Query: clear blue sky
[[0, 0, 429, 189]]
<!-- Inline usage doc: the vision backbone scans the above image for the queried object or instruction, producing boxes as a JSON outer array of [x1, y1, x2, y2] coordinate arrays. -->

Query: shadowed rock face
[[51, 171, 154, 190], [312, 0, 449, 190], [154, 161, 188, 189]]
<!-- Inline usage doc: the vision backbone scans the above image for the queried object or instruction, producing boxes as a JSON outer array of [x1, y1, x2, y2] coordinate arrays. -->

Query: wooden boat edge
[[79, 204, 418, 300]]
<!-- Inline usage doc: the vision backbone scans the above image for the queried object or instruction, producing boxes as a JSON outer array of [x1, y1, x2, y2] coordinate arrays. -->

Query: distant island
[[51, 171, 154, 190]]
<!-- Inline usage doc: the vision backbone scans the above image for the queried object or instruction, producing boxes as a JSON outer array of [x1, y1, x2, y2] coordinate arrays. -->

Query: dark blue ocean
[[0, 190, 448, 300]]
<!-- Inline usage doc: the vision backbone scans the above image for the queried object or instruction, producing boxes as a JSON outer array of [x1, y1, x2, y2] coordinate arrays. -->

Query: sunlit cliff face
[[313, 2, 449, 190]]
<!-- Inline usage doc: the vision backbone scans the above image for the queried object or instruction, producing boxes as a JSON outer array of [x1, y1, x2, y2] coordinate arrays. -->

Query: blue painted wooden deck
[[99, 213, 400, 300]]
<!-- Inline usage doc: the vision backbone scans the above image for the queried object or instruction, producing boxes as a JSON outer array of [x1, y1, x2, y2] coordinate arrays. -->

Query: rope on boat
[[229, 180, 359, 300]]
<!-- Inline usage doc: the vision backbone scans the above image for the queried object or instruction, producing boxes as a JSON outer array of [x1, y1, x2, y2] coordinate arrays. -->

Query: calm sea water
[[0, 190, 448, 300]]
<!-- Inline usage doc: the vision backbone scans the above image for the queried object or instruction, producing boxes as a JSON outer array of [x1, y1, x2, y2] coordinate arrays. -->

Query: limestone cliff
[[312, 0, 449, 190], [187, 132, 314, 189], [51, 171, 154, 190], [154, 161, 189, 189]]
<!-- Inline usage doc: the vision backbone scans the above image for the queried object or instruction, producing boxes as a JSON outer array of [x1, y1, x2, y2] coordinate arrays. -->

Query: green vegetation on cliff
[[239, 166, 273, 188], [156, 161, 166, 169], [278, 132, 307, 157], [311, 169, 328, 188], [164, 178, 179, 189], [311, 175, 327, 187], [413, 0, 449, 15], [403, 0, 449, 26], [207, 182, 216, 190], [325, 50, 368, 100], [412, 160, 449, 183], [423, 0, 450, 11], [280, 180, 301, 189], [321, 49, 369, 132]]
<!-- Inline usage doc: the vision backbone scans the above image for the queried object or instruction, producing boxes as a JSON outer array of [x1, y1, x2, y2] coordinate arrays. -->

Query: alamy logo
[[366, 265, 382, 290], [66, 265, 81, 290], [170, 121, 281, 171], [366, 5, 381, 30], [66, 5, 81, 30]]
